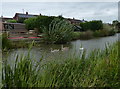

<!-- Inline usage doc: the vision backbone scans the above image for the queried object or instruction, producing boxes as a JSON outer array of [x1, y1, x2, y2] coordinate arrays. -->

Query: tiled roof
[[18, 14, 36, 18], [14, 13, 38, 18]]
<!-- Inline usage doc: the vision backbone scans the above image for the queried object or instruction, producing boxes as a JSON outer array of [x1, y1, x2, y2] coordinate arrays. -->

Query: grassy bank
[[72, 29, 116, 40], [2, 41, 120, 87]]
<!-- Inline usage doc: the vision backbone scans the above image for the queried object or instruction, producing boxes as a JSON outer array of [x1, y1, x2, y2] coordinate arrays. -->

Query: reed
[[2, 41, 120, 87]]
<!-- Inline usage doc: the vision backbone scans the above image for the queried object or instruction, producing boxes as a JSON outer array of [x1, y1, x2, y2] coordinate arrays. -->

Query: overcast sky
[[1, 0, 120, 2], [0, 1, 119, 23]]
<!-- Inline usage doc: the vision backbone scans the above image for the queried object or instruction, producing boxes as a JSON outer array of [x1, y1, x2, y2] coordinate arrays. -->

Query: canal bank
[[3, 33, 119, 62]]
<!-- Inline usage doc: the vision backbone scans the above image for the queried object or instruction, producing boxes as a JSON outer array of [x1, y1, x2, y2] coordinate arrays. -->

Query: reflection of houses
[[13, 12, 38, 21]]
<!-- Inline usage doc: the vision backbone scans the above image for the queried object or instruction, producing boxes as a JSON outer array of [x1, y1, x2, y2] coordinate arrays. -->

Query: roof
[[67, 18, 82, 23], [14, 13, 38, 18], [3, 22, 25, 25]]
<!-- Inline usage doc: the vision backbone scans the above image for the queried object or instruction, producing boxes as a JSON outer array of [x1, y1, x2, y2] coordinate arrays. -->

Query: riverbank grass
[[2, 41, 120, 87]]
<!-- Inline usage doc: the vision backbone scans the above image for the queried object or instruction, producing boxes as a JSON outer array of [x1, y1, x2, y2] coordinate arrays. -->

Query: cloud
[[2, 0, 120, 2], [1, 2, 118, 23]]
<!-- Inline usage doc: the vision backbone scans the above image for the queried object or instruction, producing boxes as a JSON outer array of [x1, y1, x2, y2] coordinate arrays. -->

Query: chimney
[[39, 13, 42, 16], [26, 12, 28, 15]]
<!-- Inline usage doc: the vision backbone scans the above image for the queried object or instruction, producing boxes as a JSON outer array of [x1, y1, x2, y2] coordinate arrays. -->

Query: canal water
[[3, 33, 119, 63]]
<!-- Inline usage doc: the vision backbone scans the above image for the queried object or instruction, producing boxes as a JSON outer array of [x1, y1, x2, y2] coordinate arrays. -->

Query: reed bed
[[2, 41, 120, 87]]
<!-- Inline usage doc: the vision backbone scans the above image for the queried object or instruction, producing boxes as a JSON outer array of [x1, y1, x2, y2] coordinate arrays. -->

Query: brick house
[[13, 12, 38, 21]]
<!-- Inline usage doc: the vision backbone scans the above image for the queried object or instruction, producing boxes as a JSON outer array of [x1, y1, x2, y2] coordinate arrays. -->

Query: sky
[[0, 1, 119, 23], [1, 0, 120, 2]]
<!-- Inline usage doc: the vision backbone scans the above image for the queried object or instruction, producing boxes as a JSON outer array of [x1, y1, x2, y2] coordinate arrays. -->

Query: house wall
[[0, 22, 4, 32]]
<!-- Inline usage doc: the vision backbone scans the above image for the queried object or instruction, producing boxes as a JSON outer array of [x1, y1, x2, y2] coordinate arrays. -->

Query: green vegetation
[[112, 20, 120, 33], [1, 33, 38, 51], [18, 18, 26, 23], [1, 33, 12, 50], [7, 20, 17, 23], [2, 41, 120, 87], [80, 20, 103, 31], [24, 17, 37, 30], [24, 15, 64, 32], [79, 30, 94, 40], [43, 18, 74, 44], [24, 16, 117, 43], [72, 23, 116, 40]]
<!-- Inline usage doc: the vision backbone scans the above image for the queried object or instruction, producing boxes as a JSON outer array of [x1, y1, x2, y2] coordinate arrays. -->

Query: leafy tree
[[24, 17, 37, 30], [24, 15, 65, 32], [112, 20, 120, 32], [35, 16, 55, 32], [80, 20, 103, 31]]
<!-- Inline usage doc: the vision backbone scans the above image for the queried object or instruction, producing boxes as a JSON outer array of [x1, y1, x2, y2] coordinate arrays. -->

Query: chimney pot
[[26, 12, 28, 15]]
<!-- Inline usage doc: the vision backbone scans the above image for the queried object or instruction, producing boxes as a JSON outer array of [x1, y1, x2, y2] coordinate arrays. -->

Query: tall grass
[[2, 41, 120, 87], [43, 18, 74, 44], [1, 33, 12, 50]]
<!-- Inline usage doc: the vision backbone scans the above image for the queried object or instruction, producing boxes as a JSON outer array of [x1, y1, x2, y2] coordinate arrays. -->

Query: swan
[[79, 47, 84, 58], [79, 47, 84, 50], [61, 45, 69, 51], [50, 48, 59, 53]]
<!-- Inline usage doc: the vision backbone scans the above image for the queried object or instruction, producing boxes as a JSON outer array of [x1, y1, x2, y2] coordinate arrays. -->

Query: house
[[2, 17, 13, 22], [2, 22, 28, 37], [13, 12, 38, 21], [0, 21, 3, 33], [67, 18, 87, 25], [67, 18, 82, 25]]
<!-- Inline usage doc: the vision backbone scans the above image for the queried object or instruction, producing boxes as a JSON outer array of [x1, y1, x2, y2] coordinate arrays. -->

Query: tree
[[112, 20, 120, 31], [24, 17, 37, 30], [80, 20, 103, 31], [35, 16, 55, 32]]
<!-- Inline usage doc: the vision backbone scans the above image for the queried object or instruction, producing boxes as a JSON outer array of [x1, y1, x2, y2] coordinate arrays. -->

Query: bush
[[72, 32, 81, 40], [80, 20, 103, 31], [1, 33, 12, 50], [18, 18, 26, 23], [7, 20, 17, 23], [35, 16, 55, 33], [108, 29, 116, 36], [79, 30, 93, 40], [94, 29, 116, 37], [24, 17, 37, 30], [43, 18, 74, 44], [24, 15, 65, 33]]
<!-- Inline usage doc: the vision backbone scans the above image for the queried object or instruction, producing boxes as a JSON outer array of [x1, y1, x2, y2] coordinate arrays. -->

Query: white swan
[[61, 45, 69, 51], [79, 47, 84, 58], [79, 47, 84, 50], [50, 48, 59, 53]]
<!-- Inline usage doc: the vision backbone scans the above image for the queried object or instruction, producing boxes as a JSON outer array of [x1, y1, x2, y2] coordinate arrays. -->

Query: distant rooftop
[[13, 12, 39, 19]]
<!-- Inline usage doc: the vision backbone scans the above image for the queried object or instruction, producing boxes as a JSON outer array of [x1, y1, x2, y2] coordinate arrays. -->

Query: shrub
[[7, 20, 17, 23], [108, 29, 116, 36], [24, 17, 37, 30], [1, 33, 12, 50], [80, 20, 103, 31], [18, 18, 26, 23], [79, 30, 93, 40], [72, 32, 81, 40], [43, 18, 74, 44], [94, 29, 116, 37]]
